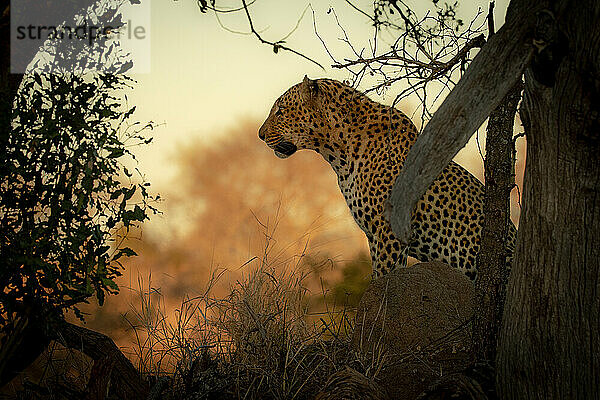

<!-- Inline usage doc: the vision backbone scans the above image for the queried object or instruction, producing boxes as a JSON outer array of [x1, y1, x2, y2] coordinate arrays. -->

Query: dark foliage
[[0, 0, 158, 337]]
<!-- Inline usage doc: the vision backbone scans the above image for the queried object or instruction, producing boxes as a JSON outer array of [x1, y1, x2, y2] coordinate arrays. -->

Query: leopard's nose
[[258, 126, 266, 140]]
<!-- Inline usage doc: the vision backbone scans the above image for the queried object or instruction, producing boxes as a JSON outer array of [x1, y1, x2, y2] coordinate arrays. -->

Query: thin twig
[[240, 0, 324, 70]]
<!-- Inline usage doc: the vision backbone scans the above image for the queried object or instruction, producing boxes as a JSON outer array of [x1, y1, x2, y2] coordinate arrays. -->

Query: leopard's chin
[[275, 151, 291, 159], [273, 141, 297, 159]]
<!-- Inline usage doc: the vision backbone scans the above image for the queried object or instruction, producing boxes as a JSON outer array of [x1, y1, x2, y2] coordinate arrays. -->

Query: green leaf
[[101, 277, 119, 291], [123, 186, 136, 201], [123, 106, 137, 119], [132, 205, 146, 221], [107, 148, 125, 158], [96, 288, 105, 305], [113, 247, 137, 261], [110, 189, 123, 200]]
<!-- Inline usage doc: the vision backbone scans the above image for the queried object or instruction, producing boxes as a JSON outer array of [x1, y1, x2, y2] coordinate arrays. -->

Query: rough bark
[[85, 355, 116, 400], [383, 0, 599, 397], [472, 80, 522, 364], [386, 0, 542, 244], [498, 1, 600, 397]]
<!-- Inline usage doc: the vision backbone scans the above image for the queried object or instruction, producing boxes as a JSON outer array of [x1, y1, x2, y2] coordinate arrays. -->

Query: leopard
[[258, 76, 517, 280]]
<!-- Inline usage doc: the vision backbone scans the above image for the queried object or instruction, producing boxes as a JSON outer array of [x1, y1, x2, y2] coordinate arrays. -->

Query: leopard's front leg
[[368, 228, 408, 278]]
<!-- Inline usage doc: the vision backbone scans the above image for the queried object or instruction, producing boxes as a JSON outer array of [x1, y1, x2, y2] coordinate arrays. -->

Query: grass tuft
[[124, 227, 372, 400]]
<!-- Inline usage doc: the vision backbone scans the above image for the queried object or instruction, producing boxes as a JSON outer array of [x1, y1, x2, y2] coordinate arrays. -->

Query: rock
[[314, 367, 389, 400], [416, 362, 496, 400], [351, 262, 475, 399]]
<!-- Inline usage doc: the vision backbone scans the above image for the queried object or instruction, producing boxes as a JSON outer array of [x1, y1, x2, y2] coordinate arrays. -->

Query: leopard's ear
[[300, 75, 319, 101]]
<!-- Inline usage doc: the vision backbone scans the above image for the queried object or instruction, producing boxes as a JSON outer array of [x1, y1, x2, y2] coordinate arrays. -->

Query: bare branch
[[487, 1, 496, 36], [360, 34, 485, 94], [310, 12, 329, 60], [279, 4, 311, 43], [203, 0, 257, 13], [239, 0, 324, 70], [324, 2, 487, 121]]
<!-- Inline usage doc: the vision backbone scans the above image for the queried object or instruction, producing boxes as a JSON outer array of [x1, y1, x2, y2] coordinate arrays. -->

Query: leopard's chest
[[335, 160, 395, 239]]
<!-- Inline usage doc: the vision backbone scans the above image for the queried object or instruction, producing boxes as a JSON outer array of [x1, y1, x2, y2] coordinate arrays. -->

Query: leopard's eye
[[275, 106, 284, 116]]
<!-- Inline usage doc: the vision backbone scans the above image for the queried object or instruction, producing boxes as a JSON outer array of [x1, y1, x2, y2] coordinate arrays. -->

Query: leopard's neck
[[315, 98, 417, 184]]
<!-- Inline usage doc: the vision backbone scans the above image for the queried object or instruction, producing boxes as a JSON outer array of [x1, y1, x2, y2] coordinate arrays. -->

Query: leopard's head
[[258, 76, 330, 159]]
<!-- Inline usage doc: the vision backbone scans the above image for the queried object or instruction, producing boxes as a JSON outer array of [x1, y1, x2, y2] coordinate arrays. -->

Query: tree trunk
[[498, 1, 600, 397], [386, 0, 541, 244], [472, 80, 522, 364], [85, 355, 116, 400], [56, 322, 150, 399], [0, 316, 51, 386]]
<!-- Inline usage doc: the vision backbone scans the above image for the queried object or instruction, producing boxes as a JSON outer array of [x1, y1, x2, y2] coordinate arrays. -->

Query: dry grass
[[1, 233, 473, 399], [123, 230, 368, 400]]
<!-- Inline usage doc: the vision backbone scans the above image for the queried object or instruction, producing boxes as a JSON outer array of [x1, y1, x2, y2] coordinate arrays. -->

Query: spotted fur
[[259, 76, 516, 279]]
